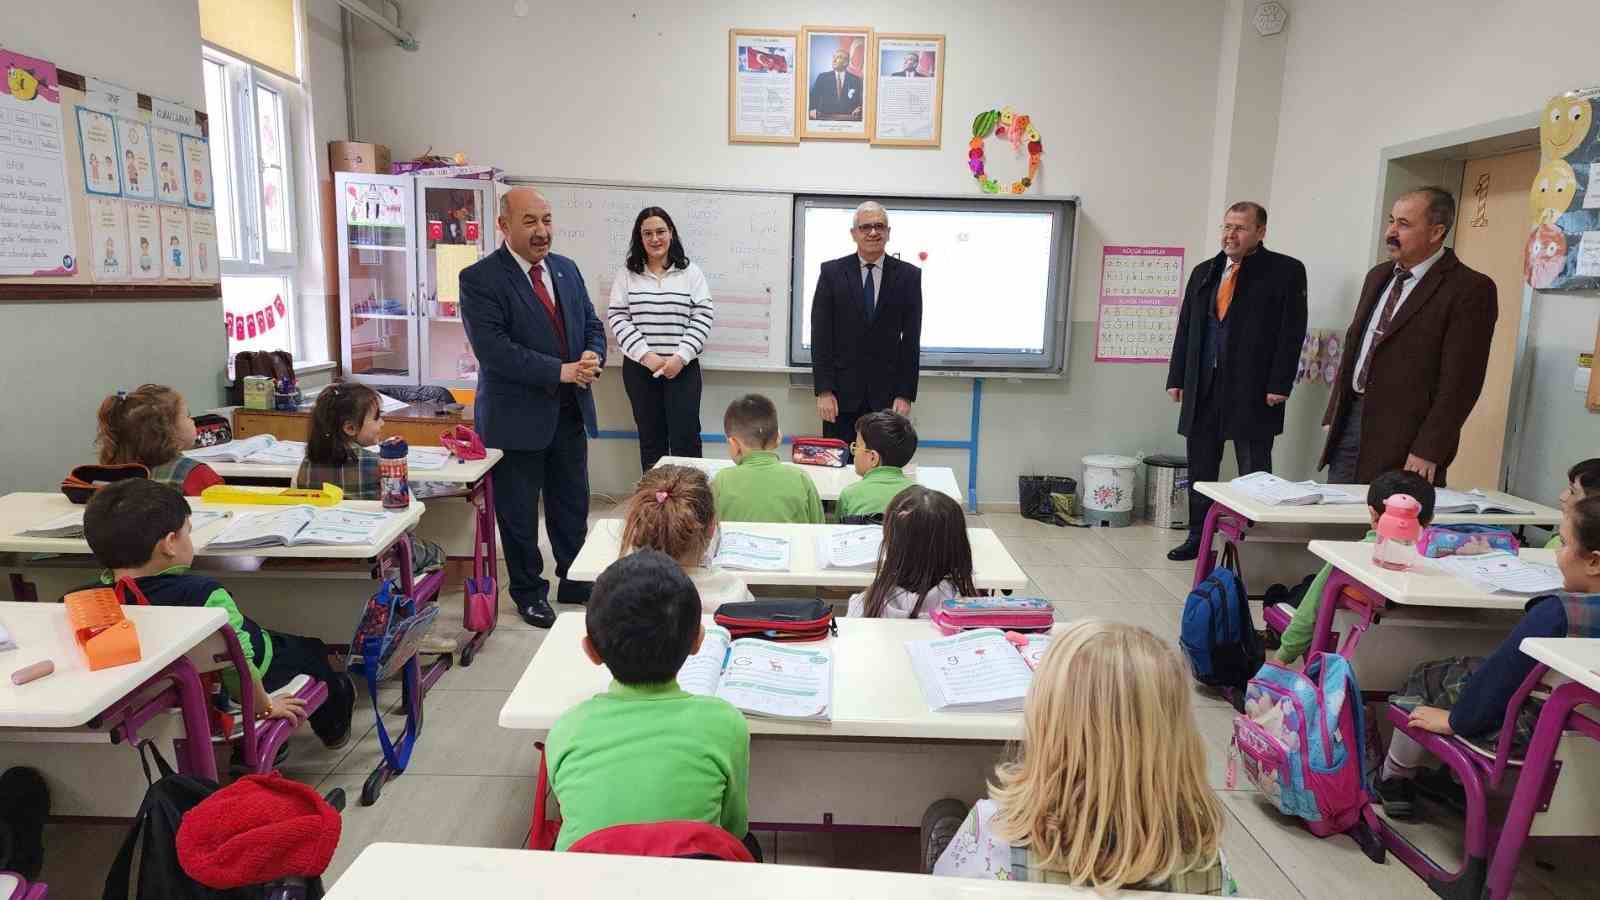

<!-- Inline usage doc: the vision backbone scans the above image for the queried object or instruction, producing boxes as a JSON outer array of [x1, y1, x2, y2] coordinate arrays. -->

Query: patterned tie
[[1354, 266, 1412, 393], [862, 262, 877, 320], [529, 262, 569, 352], [1215, 261, 1238, 320]]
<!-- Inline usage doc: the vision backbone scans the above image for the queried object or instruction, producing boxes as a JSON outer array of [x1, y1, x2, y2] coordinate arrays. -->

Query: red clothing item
[[181, 463, 224, 496]]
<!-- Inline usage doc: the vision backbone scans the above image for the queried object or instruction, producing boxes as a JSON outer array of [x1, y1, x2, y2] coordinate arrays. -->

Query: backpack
[[228, 351, 295, 405], [1179, 543, 1262, 701]]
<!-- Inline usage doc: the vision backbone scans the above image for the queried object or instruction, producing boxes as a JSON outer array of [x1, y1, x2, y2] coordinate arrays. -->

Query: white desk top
[[1308, 540, 1557, 611], [206, 446, 501, 485], [567, 520, 1027, 590], [1196, 482, 1561, 527], [0, 601, 226, 728], [655, 455, 963, 503], [1519, 638, 1600, 696], [0, 491, 423, 560], [327, 843, 1237, 900], [500, 613, 1033, 740]]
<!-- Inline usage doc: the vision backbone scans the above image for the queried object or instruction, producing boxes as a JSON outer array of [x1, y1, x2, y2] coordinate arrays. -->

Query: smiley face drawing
[[1541, 95, 1592, 160], [1524, 223, 1567, 289], [1529, 159, 1577, 225]]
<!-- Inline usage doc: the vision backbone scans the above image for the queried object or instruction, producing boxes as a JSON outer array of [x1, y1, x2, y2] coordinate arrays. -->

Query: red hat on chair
[[176, 773, 342, 888]]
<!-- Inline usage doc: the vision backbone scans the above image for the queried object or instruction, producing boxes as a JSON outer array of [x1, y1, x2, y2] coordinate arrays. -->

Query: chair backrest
[[567, 821, 755, 862]]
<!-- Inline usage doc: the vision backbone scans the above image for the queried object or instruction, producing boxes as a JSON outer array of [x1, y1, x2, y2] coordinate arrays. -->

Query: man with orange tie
[[1165, 202, 1308, 561]]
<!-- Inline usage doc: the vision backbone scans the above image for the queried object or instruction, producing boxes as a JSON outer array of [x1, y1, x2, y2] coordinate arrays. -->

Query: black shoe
[[517, 597, 557, 628], [557, 580, 593, 605], [1375, 776, 1417, 820], [1167, 536, 1202, 561], [1413, 767, 1467, 814]]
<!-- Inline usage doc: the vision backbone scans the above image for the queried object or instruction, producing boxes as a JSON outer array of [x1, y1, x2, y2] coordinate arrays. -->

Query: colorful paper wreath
[[968, 106, 1042, 195]]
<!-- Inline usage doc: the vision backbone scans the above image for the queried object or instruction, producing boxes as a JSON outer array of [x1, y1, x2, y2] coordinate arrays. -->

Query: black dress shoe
[[557, 580, 593, 605], [1167, 536, 1202, 561], [517, 597, 557, 629]]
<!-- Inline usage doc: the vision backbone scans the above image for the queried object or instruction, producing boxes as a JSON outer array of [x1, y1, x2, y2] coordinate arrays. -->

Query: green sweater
[[1276, 531, 1375, 665], [838, 466, 916, 519], [545, 680, 750, 851], [712, 451, 824, 524]]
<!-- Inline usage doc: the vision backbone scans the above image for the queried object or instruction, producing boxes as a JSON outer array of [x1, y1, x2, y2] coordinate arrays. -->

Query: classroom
[[2, 0, 1599, 897]]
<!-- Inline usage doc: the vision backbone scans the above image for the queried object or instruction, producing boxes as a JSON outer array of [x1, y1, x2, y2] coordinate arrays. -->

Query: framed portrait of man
[[871, 33, 945, 147], [728, 28, 801, 144], [801, 26, 873, 141]]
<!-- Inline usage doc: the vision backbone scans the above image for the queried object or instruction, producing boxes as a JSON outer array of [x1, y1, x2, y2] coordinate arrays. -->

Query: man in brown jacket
[[1321, 187, 1496, 486]]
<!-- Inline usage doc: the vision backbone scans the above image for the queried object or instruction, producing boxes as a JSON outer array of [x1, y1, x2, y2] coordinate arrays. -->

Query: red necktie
[[528, 262, 569, 351]]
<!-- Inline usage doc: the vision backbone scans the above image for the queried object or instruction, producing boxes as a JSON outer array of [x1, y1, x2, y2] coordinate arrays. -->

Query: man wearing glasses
[[1164, 201, 1308, 561], [811, 201, 924, 451]]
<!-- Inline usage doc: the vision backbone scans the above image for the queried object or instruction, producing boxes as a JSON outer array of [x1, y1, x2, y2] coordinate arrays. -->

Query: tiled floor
[[38, 508, 1599, 898]]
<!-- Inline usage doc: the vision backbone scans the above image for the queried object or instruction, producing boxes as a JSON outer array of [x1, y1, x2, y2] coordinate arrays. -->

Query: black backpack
[[102, 748, 257, 900], [0, 767, 49, 880]]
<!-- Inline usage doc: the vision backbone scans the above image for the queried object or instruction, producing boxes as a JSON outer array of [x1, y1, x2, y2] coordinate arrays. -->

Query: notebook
[[709, 531, 792, 572], [905, 628, 1039, 712], [204, 506, 391, 549], [1432, 551, 1563, 595], [677, 624, 833, 720], [18, 508, 229, 539], [1432, 489, 1533, 516], [816, 525, 882, 569], [1231, 472, 1362, 506]]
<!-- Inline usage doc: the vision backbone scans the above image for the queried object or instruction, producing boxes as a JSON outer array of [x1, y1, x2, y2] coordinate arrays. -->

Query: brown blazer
[[1319, 248, 1497, 485]]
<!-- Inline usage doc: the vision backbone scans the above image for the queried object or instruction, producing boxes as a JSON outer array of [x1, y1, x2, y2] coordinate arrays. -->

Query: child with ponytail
[[620, 465, 754, 612], [96, 384, 222, 496]]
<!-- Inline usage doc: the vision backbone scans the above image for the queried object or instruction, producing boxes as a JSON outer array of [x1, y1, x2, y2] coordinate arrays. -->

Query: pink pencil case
[[930, 596, 1054, 635]]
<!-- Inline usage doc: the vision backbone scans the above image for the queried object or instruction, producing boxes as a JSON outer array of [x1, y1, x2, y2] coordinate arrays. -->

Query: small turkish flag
[[273, 295, 287, 316], [465, 221, 480, 241], [247, 316, 257, 338], [428, 220, 444, 241], [225, 312, 234, 332]]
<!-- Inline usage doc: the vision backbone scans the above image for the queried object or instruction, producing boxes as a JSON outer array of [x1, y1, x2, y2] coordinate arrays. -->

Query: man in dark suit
[[808, 48, 863, 120], [460, 187, 606, 628], [811, 201, 923, 446], [1321, 187, 1496, 486], [1166, 201, 1308, 561]]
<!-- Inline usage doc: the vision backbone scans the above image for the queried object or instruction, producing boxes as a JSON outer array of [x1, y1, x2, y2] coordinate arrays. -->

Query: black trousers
[[263, 630, 354, 745], [822, 398, 876, 453], [622, 357, 703, 472], [495, 403, 590, 608], [1186, 386, 1274, 537]]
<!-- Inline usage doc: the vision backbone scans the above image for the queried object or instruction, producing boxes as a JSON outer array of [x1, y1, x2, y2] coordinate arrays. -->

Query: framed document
[[871, 33, 944, 147], [728, 29, 801, 144], [800, 26, 873, 141]]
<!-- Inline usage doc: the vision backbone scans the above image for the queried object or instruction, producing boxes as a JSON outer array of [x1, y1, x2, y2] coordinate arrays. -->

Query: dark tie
[[1354, 266, 1411, 393], [837, 72, 844, 100], [529, 262, 569, 353], [862, 263, 876, 321]]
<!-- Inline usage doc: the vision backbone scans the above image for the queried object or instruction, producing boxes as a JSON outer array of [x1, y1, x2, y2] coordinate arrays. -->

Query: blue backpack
[[1180, 543, 1263, 700]]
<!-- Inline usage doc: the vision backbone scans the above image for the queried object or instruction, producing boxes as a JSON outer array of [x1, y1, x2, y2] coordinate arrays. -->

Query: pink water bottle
[[1373, 493, 1422, 571]]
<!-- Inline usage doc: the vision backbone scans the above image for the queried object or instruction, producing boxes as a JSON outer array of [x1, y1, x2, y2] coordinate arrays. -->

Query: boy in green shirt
[[711, 394, 824, 524], [1274, 470, 1434, 665], [837, 410, 918, 521], [545, 550, 753, 853]]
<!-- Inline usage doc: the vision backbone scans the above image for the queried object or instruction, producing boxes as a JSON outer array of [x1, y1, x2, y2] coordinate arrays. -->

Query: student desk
[[326, 842, 1244, 900], [230, 399, 472, 449], [500, 613, 1034, 829], [565, 520, 1028, 591], [0, 601, 226, 815], [654, 455, 964, 504], [1191, 481, 1561, 590]]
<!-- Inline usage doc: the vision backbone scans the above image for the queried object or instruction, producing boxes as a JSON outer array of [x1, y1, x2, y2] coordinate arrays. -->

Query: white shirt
[[506, 242, 557, 303], [858, 254, 885, 303], [683, 566, 755, 613], [1352, 244, 1445, 394], [846, 579, 958, 619], [606, 262, 715, 364]]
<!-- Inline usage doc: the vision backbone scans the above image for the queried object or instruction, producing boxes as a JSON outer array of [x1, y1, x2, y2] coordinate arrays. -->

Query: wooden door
[[1448, 149, 1539, 489]]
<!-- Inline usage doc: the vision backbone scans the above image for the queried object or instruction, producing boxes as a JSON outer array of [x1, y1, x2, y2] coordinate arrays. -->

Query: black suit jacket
[[809, 71, 864, 117], [811, 253, 922, 413], [1166, 245, 1308, 439]]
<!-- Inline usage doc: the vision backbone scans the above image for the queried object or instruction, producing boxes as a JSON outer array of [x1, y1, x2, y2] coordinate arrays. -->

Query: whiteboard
[[500, 179, 792, 371]]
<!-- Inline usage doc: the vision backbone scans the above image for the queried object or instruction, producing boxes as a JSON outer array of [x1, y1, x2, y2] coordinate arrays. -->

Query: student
[[837, 409, 918, 521], [96, 384, 223, 497], [546, 550, 752, 852], [848, 486, 976, 618], [621, 465, 753, 612], [83, 479, 355, 748], [928, 619, 1233, 893], [1547, 457, 1600, 549], [1375, 495, 1600, 819], [1275, 470, 1435, 665], [711, 394, 823, 524]]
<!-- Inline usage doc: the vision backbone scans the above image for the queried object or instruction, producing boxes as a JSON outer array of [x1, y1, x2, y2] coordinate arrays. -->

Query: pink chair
[[0, 873, 47, 899], [569, 821, 755, 862]]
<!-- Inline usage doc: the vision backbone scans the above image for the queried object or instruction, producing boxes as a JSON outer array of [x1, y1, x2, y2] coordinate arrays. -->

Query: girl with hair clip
[[620, 465, 753, 612], [848, 485, 977, 618], [96, 384, 223, 496], [929, 619, 1235, 894]]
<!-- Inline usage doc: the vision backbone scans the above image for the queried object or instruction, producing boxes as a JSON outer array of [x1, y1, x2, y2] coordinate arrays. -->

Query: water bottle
[[379, 436, 411, 510], [1373, 493, 1422, 572]]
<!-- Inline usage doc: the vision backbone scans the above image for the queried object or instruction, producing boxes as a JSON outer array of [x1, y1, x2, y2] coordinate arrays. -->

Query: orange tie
[[1215, 261, 1238, 320]]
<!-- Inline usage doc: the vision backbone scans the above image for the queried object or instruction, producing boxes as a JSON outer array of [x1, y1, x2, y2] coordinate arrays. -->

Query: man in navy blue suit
[[460, 187, 606, 627]]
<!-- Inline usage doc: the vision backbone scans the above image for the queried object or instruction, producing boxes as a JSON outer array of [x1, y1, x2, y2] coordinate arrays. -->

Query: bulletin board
[[0, 58, 217, 302]]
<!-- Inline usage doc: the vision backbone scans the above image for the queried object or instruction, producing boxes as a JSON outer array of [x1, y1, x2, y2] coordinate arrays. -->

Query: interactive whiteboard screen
[[790, 195, 1073, 372]]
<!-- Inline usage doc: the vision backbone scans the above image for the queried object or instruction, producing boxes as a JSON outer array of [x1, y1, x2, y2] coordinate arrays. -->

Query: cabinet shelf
[[351, 312, 412, 320]]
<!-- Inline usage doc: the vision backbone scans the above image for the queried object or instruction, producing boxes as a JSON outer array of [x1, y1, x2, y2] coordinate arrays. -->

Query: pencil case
[[1418, 524, 1519, 559], [440, 424, 487, 460], [60, 463, 150, 504], [64, 578, 149, 670], [714, 599, 836, 642], [930, 595, 1054, 635], [791, 438, 848, 468]]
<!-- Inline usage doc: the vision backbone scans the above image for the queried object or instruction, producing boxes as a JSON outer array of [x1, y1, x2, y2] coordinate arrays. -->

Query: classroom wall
[[349, 0, 1265, 505], [1263, 0, 1600, 504]]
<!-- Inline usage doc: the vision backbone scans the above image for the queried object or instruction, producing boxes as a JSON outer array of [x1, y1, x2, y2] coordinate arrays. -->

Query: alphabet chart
[[1094, 245, 1184, 363]]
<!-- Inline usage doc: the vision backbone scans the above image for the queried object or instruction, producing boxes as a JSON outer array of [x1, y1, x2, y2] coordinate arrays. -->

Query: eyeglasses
[[1219, 224, 1255, 235], [855, 223, 889, 233]]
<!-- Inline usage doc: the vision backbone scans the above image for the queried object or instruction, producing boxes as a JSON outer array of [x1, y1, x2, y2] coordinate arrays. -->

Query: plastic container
[[1082, 454, 1139, 527], [379, 436, 411, 510], [1145, 454, 1188, 530], [1373, 493, 1422, 571]]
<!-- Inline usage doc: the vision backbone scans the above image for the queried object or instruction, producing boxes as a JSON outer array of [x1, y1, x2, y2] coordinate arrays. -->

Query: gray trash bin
[[1145, 454, 1188, 530]]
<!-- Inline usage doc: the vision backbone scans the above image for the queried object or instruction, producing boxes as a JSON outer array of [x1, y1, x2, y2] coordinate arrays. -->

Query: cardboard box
[[329, 141, 392, 174]]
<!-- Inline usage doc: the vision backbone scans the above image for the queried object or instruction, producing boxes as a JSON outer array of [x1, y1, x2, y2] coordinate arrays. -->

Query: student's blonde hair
[[988, 619, 1223, 891]]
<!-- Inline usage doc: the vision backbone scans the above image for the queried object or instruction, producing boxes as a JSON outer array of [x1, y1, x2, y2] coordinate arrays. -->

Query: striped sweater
[[606, 262, 715, 364]]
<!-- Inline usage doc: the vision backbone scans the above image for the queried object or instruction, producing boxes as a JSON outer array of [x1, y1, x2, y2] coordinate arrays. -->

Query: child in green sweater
[[838, 410, 918, 521], [1547, 458, 1600, 549], [711, 394, 823, 524], [546, 550, 753, 853], [1274, 470, 1435, 665]]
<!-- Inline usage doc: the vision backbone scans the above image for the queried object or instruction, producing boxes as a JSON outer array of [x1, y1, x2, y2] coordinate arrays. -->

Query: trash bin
[[1145, 454, 1188, 531], [1081, 454, 1138, 527]]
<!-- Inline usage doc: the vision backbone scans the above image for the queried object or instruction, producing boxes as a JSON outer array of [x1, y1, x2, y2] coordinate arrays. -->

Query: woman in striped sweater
[[607, 207, 716, 472]]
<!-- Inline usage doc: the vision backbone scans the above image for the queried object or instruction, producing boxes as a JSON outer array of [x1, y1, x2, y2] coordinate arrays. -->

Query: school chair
[[569, 822, 756, 862], [0, 873, 48, 899]]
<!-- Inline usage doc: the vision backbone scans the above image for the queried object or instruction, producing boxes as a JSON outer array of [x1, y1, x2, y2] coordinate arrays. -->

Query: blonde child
[[928, 620, 1233, 894], [621, 465, 754, 612], [96, 384, 223, 496], [848, 486, 976, 618]]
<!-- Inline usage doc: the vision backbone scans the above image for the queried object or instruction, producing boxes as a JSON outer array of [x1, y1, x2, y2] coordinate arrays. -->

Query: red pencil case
[[791, 437, 848, 467], [714, 599, 836, 642]]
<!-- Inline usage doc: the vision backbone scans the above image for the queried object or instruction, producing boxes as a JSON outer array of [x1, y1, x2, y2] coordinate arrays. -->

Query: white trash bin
[[1081, 454, 1138, 527]]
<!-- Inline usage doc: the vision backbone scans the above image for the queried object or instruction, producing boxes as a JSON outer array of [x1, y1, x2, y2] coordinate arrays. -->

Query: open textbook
[[1432, 489, 1533, 516], [18, 508, 229, 539], [816, 525, 882, 569], [677, 625, 833, 720], [1231, 472, 1361, 507], [204, 506, 391, 550], [186, 434, 302, 465], [709, 531, 792, 572], [906, 628, 1052, 713], [1432, 551, 1563, 595]]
